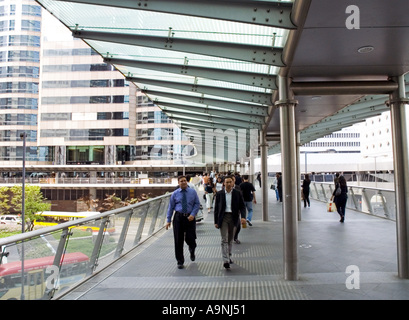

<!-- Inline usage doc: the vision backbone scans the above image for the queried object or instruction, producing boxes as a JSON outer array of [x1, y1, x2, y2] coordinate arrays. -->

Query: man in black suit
[[214, 175, 246, 269]]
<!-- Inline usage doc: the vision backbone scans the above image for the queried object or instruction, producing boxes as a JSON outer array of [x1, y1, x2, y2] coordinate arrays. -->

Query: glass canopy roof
[[36, 0, 292, 138], [36, 0, 404, 161]]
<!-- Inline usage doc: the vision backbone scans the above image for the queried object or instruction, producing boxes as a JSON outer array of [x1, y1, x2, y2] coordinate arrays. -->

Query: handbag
[[327, 201, 337, 212], [335, 183, 341, 196], [335, 186, 341, 196]]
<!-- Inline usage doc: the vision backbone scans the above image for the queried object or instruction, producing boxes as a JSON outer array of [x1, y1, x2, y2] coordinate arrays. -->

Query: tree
[[10, 185, 51, 232], [97, 192, 153, 212], [0, 186, 10, 214], [78, 194, 99, 211], [98, 193, 126, 212]]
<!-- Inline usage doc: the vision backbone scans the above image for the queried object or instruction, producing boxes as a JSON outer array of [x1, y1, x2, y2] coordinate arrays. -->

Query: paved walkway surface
[[61, 187, 409, 300]]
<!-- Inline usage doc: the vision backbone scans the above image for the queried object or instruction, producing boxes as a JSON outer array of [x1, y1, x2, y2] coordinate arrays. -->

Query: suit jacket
[[214, 188, 246, 227]]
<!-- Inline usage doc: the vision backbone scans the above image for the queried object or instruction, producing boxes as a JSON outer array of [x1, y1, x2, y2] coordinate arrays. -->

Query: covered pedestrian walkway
[[35, 0, 409, 281], [60, 187, 409, 300]]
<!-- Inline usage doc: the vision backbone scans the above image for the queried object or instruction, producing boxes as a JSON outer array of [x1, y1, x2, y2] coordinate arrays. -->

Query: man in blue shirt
[[166, 175, 200, 269]]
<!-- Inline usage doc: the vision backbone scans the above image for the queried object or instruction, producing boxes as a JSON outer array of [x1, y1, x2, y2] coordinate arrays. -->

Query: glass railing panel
[[309, 182, 396, 221], [131, 204, 149, 246], [145, 200, 162, 237], [87, 217, 118, 274], [0, 230, 63, 300], [155, 197, 170, 230]]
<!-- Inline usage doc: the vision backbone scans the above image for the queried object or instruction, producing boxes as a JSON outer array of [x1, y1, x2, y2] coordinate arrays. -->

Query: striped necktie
[[182, 189, 188, 213]]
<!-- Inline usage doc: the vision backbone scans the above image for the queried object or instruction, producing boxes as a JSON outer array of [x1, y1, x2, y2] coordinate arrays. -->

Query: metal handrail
[[308, 181, 396, 221]]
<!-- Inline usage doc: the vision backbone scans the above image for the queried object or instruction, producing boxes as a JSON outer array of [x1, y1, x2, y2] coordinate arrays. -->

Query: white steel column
[[249, 148, 255, 184], [275, 76, 299, 280], [387, 75, 409, 279], [296, 132, 301, 221]]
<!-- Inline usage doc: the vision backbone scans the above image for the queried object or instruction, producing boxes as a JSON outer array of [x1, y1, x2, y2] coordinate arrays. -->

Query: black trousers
[[172, 212, 197, 265]]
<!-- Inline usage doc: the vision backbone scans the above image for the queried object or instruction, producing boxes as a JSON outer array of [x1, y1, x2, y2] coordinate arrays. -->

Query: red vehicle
[[0, 252, 89, 300]]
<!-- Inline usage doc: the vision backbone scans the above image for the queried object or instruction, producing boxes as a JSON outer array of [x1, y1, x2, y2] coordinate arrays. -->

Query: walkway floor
[[61, 187, 409, 300]]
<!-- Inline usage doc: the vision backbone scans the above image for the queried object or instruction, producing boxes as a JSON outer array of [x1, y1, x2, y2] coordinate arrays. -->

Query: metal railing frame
[[266, 176, 396, 220], [308, 181, 396, 221]]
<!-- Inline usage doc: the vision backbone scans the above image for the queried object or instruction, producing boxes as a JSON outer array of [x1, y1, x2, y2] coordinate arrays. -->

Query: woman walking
[[205, 178, 215, 213], [332, 175, 348, 222], [215, 176, 224, 192]]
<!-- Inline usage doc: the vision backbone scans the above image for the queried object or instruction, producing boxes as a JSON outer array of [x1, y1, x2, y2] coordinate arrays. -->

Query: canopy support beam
[[53, 0, 296, 29], [74, 30, 284, 66], [108, 57, 277, 89]]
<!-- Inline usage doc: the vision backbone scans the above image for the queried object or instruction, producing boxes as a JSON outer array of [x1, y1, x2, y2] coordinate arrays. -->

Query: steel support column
[[387, 75, 409, 279], [296, 132, 301, 221], [249, 148, 255, 185], [260, 133, 268, 221], [275, 76, 298, 280]]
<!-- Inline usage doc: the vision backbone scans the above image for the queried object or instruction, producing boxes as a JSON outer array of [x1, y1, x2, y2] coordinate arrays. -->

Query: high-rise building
[[0, 0, 42, 164]]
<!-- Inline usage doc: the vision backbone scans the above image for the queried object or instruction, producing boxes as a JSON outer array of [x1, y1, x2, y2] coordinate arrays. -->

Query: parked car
[[29, 172, 48, 179], [0, 215, 22, 225]]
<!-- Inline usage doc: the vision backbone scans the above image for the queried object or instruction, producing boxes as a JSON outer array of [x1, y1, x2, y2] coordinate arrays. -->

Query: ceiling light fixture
[[358, 46, 374, 53]]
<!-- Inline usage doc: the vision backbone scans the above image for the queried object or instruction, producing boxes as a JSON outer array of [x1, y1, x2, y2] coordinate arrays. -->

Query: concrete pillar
[[89, 188, 97, 212], [275, 75, 299, 280], [387, 75, 409, 279]]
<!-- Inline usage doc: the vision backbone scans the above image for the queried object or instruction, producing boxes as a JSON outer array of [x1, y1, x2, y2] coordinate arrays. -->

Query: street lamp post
[[364, 154, 388, 188], [20, 132, 26, 233], [20, 132, 26, 300]]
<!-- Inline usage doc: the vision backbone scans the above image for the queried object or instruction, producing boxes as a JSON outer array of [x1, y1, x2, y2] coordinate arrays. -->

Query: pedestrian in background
[[256, 172, 261, 188], [239, 175, 257, 226], [215, 176, 224, 192], [331, 175, 348, 222], [302, 174, 311, 208], [232, 175, 243, 244], [214, 175, 246, 269], [166, 175, 200, 269], [276, 172, 282, 202], [204, 178, 215, 213]]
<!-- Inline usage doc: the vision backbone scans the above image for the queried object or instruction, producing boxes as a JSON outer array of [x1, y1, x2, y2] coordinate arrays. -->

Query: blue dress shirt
[[166, 187, 200, 223]]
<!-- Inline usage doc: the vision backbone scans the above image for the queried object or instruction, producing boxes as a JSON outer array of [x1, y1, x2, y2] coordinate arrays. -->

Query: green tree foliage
[[9, 185, 51, 232], [0, 186, 10, 214]]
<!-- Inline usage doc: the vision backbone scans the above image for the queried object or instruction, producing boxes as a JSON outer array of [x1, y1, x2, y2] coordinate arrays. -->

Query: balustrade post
[[87, 217, 109, 276], [114, 210, 133, 259]]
